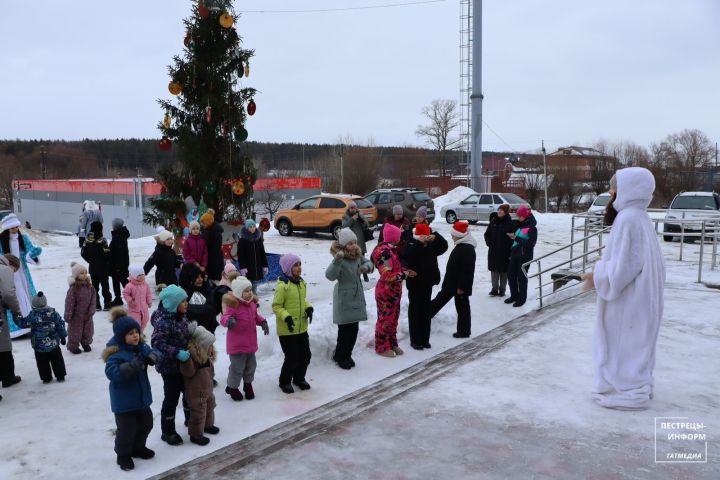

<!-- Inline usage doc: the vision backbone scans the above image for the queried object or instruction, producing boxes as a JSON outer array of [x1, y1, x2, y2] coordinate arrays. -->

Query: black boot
[[337, 359, 353, 370], [279, 384, 294, 394], [204, 426, 220, 435], [513, 300, 526, 307], [117, 456, 134, 471], [489, 289, 498, 296], [82, 344, 92, 352], [2, 375, 21, 388], [293, 379, 311, 390], [161, 432, 183, 445], [131, 447, 155, 459], [504, 297, 516, 304], [243, 383, 255, 400], [190, 435, 210, 446]]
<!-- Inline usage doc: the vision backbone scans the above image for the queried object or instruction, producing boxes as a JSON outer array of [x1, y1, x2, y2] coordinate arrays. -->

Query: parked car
[[0, 209, 12, 220], [364, 188, 435, 224], [587, 192, 612, 215], [663, 191, 720, 242], [274, 194, 377, 239], [441, 192, 530, 223]]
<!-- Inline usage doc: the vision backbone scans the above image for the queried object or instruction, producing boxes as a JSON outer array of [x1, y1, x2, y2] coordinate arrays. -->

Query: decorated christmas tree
[[145, 0, 257, 228]]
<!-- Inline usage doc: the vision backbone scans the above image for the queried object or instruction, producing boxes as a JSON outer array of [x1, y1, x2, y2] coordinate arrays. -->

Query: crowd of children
[[0, 202, 538, 471]]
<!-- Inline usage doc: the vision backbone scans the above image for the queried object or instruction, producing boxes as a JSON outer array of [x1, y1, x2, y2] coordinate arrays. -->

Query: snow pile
[[431, 186, 476, 212]]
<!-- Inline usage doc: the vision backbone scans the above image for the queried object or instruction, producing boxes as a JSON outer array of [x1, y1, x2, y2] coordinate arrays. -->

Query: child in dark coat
[[109, 218, 130, 307], [237, 219, 269, 294], [179, 326, 220, 446], [64, 262, 97, 354], [103, 307, 161, 471], [429, 221, 477, 338], [16, 292, 67, 383], [81, 221, 112, 310], [144, 230, 180, 287]]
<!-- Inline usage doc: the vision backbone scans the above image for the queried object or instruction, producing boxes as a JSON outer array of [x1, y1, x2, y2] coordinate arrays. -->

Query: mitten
[[262, 267, 269, 276], [239, 268, 248, 277], [226, 317, 238, 329], [261, 321, 269, 335], [187, 321, 198, 336], [305, 307, 314, 323], [359, 265, 369, 274], [334, 250, 345, 261], [145, 352, 159, 366], [284, 316, 295, 332], [176, 350, 191, 362], [60, 337, 67, 345]]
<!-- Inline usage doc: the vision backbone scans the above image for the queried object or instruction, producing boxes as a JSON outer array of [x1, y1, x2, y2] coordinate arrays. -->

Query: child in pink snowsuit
[[182, 221, 208, 273], [371, 223, 415, 357], [64, 262, 97, 354], [122, 264, 153, 332]]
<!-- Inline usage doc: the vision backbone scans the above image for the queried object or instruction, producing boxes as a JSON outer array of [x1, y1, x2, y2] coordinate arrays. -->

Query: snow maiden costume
[[0, 213, 42, 337], [591, 167, 665, 410]]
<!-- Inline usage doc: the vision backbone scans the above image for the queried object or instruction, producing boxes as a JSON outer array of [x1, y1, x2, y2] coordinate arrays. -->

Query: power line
[[238, 0, 446, 14], [481, 119, 517, 153]]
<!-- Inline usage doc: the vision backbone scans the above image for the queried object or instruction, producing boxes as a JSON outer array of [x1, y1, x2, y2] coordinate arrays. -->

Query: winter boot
[[489, 289, 498, 296], [117, 456, 134, 471], [111, 298, 124, 307], [161, 432, 183, 445], [392, 346, 404, 356], [377, 350, 396, 358], [82, 344, 92, 352], [452, 332, 470, 338], [293, 379, 311, 390], [190, 435, 210, 446], [131, 447, 155, 459], [337, 358, 353, 370], [498, 290, 506, 297], [279, 384, 294, 394], [204, 426, 220, 435], [423, 343, 432, 349], [411, 344, 424, 350], [69, 348, 82, 355], [513, 300, 526, 307], [349, 357, 356, 368], [42, 379, 52, 384], [2, 375, 21, 388], [504, 297, 516, 304], [243, 383, 255, 400], [225, 386, 244, 401], [57, 376, 65, 382]]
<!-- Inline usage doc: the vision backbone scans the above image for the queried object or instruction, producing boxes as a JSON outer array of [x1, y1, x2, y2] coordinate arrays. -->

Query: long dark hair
[[0, 229, 25, 254], [604, 192, 618, 226]]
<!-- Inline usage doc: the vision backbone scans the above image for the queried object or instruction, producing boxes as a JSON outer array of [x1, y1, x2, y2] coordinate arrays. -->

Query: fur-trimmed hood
[[101, 335, 147, 362], [187, 338, 216, 365], [329, 241, 362, 260], [67, 275, 92, 286]]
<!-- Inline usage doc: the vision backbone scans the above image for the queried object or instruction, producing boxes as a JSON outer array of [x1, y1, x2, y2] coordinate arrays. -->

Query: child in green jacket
[[272, 254, 313, 394]]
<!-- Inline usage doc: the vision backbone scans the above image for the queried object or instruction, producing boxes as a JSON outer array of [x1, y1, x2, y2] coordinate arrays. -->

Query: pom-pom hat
[[450, 220, 470, 238]]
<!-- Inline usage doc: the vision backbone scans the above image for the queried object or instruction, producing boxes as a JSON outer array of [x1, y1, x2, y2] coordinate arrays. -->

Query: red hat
[[413, 223, 431, 237], [517, 205, 531, 218], [450, 220, 469, 238]]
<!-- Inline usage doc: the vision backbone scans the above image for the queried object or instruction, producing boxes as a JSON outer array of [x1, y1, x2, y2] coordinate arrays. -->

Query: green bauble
[[205, 182, 217, 194], [234, 127, 248, 142]]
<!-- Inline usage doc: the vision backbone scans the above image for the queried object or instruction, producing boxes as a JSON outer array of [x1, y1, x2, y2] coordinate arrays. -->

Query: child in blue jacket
[[16, 292, 67, 383], [103, 307, 161, 471]]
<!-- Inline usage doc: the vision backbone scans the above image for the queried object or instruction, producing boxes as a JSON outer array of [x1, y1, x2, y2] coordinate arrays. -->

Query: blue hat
[[111, 309, 141, 344], [159, 285, 188, 313], [244, 218, 256, 229]]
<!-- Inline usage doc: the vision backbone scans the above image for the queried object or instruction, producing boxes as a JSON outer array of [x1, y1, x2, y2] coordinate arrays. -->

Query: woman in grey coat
[[325, 228, 374, 370], [0, 254, 23, 392]]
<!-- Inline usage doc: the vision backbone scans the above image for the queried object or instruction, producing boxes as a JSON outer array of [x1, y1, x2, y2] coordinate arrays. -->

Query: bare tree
[[415, 99, 461, 176], [255, 189, 287, 220], [0, 155, 21, 208], [342, 138, 384, 195]]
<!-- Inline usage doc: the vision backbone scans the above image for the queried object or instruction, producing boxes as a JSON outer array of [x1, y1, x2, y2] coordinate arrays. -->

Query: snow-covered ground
[[1, 188, 718, 478]]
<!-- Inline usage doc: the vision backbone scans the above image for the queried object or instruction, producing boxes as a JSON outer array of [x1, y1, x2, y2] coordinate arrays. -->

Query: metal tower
[[459, 0, 472, 183]]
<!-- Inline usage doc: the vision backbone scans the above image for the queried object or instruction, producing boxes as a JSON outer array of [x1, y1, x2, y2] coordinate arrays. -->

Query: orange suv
[[274, 194, 377, 239]]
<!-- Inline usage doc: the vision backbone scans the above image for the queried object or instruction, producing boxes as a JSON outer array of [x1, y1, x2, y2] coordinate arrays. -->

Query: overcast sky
[[1, 0, 718, 154]]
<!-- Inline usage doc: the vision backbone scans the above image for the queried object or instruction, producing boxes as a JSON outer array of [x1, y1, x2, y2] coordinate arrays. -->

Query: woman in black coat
[[109, 218, 130, 306], [483, 204, 515, 297], [143, 230, 180, 287], [178, 262, 219, 334], [237, 219, 269, 293]]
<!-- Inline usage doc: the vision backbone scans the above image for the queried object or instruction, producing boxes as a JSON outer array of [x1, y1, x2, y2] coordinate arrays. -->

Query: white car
[[587, 193, 611, 215], [663, 191, 720, 242], [441, 192, 530, 223]]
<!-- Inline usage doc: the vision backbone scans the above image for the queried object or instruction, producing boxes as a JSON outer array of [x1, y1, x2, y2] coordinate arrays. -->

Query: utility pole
[[542, 140, 548, 213], [339, 143, 344, 193], [469, 0, 483, 191], [40, 145, 47, 179]]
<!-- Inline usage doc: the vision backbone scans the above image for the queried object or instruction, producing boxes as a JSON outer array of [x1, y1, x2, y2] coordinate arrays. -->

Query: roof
[[548, 146, 609, 157], [676, 191, 717, 196]]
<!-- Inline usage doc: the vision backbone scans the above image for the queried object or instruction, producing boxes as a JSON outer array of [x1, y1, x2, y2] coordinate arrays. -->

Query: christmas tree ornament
[[198, 3, 210, 18], [247, 99, 256, 116], [205, 182, 217, 194], [238, 62, 244, 78], [205, 105, 212, 123], [244, 62, 250, 77], [232, 180, 245, 196], [188, 39, 196, 52], [184, 33, 191, 47], [234, 126, 248, 142], [159, 137, 172, 151], [219, 12, 234, 28], [163, 112, 172, 129], [221, 119, 229, 137], [168, 81, 182, 95]]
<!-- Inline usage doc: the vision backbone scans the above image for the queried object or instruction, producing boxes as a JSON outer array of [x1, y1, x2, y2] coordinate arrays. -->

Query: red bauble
[[184, 33, 191, 47], [247, 99, 257, 116], [205, 106, 212, 124], [159, 137, 172, 151], [198, 3, 209, 18]]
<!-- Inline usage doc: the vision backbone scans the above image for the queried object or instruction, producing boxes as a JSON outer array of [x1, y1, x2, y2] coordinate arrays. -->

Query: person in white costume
[[583, 167, 665, 410]]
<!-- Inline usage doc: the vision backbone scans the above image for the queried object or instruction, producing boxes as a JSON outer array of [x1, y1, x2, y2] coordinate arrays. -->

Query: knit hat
[[200, 208, 215, 226], [90, 221, 103, 234], [392, 205, 403, 216], [347, 200, 358, 209], [223, 260, 238, 275], [4, 254, 20, 271], [31, 291, 48, 309], [71, 261, 88, 278], [382, 223, 401, 244], [1, 213, 21, 231], [279, 254, 301, 277], [155, 229, 173, 243], [111, 307, 141, 344], [231, 276, 253, 299], [112, 218, 124, 230], [415, 206, 428, 219], [516, 205, 531, 219], [129, 264, 145, 280], [189, 220, 201, 231], [413, 223, 431, 237], [450, 220, 470, 238], [192, 326, 215, 349], [244, 218, 256, 229], [159, 284, 188, 313], [337, 227, 357, 247], [498, 204, 510, 215]]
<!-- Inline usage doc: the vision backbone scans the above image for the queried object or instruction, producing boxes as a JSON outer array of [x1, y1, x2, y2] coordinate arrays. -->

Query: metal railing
[[524, 211, 720, 309]]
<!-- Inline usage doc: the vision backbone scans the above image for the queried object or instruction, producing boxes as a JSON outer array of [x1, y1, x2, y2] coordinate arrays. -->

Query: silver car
[[441, 192, 530, 223]]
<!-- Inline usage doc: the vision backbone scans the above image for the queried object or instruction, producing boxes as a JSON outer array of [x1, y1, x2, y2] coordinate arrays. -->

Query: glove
[[262, 267, 269, 276], [226, 317, 238, 329], [120, 357, 145, 378], [306, 307, 314, 324], [176, 350, 191, 362], [260, 321, 269, 335], [334, 250, 345, 261], [61, 337, 67, 345], [145, 352, 159, 366], [186, 321, 198, 336], [239, 268, 248, 277], [284, 316, 295, 332], [359, 265, 369, 274]]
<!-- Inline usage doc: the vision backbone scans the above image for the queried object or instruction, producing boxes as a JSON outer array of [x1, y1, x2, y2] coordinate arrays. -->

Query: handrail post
[[570, 216, 575, 268], [680, 222, 685, 261], [712, 220, 718, 270], [537, 260, 543, 309], [698, 221, 705, 283], [582, 220, 589, 272]]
